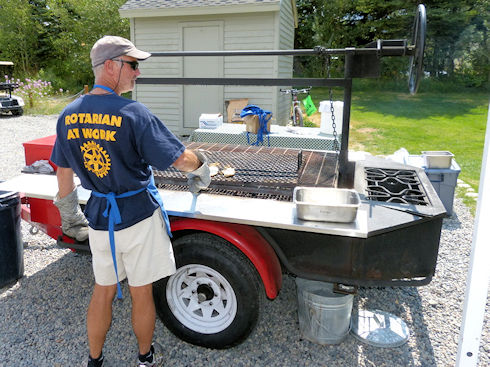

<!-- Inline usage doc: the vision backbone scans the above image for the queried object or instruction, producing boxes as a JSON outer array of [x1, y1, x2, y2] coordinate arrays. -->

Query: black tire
[[153, 233, 264, 349], [11, 108, 23, 116], [293, 106, 303, 127]]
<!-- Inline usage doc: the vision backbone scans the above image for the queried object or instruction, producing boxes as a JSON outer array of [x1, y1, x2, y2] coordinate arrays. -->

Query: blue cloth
[[240, 105, 272, 146], [51, 93, 185, 231]]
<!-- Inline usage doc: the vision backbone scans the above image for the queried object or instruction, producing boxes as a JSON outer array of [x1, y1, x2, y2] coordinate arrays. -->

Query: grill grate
[[154, 149, 300, 199], [153, 142, 338, 201], [364, 167, 429, 205]]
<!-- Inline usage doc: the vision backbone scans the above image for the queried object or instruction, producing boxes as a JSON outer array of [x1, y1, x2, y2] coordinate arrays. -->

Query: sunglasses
[[112, 58, 139, 70]]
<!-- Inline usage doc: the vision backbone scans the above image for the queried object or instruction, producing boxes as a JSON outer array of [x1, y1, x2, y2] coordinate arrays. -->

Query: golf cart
[[0, 61, 25, 116]]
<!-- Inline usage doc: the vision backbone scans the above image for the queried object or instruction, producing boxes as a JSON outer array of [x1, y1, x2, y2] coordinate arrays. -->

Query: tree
[[0, 0, 129, 89], [44, 0, 129, 89], [0, 0, 40, 76], [295, 0, 489, 87]]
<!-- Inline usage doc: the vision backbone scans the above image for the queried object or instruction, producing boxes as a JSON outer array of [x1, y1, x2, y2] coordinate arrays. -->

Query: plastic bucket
[[319, 101, 343, 135], [0, 191, 24, 288], [296, 278, 353, 345]]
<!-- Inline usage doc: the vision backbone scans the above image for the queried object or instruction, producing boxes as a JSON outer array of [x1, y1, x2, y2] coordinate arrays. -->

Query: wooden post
[[84, 85, 89, 94]]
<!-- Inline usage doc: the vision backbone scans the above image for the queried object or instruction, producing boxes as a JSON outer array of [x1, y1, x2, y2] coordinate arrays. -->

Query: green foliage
[[295, 0, 489, 88], [0, 0, 39, 76], [0, 0, 129, 90]]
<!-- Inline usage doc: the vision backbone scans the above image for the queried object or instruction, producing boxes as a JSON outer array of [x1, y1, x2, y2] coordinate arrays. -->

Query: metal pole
[[456, 104, 490, 367], [136, 77, 347, 87], [338, 53, 354, 187], [149, 46, 411, 57]]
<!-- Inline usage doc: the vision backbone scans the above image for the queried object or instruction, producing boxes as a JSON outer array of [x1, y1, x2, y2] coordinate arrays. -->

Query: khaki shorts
[[88, 209, 176, 287]]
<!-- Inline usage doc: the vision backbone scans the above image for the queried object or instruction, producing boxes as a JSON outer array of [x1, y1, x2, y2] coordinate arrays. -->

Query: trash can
[[424, 160, 461, 216], [0, 191, 24, 288], [406, 155, 461, 216], [295, 278, 354, 345]]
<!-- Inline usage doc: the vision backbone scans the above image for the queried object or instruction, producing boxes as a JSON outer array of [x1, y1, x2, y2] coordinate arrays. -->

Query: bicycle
[[280, 87, 312, 127]]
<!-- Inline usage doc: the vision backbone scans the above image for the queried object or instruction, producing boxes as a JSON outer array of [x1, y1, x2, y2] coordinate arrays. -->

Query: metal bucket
[[295, 278, 353, 345]]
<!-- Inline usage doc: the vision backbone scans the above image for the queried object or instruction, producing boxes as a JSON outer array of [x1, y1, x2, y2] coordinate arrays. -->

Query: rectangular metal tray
[[422, 151, 454, 169], [293, 187, 360, 223]]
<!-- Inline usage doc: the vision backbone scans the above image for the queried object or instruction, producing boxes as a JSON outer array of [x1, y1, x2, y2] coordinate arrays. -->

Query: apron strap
[[147, 168, 173, 238]]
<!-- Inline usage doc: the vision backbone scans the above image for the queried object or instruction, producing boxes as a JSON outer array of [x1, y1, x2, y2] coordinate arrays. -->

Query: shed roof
[[120, 0, 280, 11], [119, 0, 295, 18]]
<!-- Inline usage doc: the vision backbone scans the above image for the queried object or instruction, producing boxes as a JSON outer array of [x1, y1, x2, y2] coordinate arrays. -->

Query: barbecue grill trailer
[[4, 135, 446, 349], [1, 5, 446, 349]]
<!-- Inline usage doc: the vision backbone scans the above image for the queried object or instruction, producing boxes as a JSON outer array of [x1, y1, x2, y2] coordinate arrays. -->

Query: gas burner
[[365, 167, 428, 205]]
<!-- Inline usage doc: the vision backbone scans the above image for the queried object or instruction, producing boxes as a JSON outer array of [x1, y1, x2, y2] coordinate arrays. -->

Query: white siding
[[129, 5, 295, 134], [276, 0, 295, 125], [132, 17, 183, 130], [222, 13, 276, 122]]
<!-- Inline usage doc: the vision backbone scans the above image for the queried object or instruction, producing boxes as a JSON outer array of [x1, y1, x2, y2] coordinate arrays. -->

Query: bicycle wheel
[[293, 106, 303, 127]]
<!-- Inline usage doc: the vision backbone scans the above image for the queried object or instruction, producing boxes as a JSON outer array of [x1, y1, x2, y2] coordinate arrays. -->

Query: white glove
[[54, 189, 89, 241], [186, 150, 211, 193]]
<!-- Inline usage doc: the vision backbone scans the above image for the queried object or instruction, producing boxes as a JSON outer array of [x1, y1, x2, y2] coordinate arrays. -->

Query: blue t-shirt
[[50, 94, 185, 231]]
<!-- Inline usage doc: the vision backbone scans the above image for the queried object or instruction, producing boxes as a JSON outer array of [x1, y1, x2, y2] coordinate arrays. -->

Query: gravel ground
[[0, 114, 488, 366]]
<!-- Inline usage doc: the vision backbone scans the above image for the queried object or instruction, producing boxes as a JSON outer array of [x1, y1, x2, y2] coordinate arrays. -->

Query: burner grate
[[364, 167, 429, 205]]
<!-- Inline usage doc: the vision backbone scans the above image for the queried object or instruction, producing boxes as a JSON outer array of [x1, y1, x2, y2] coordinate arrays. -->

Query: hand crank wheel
[[408, 4, 426, 94]]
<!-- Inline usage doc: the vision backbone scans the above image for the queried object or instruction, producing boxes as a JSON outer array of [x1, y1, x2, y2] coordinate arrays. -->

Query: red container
[[23, 135, 57, 169]]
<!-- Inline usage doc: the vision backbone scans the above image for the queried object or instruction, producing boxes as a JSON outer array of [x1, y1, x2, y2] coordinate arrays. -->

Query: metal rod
[[136, 77, 348, 87], [150, 46, 413, 57]]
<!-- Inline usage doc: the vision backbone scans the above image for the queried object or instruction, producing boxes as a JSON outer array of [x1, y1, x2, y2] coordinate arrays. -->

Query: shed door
[[182, 24, 223, 131]]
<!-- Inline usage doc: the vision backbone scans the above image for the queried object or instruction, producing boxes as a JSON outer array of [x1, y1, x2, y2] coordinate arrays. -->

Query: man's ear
[[104, 59, 118, 77]]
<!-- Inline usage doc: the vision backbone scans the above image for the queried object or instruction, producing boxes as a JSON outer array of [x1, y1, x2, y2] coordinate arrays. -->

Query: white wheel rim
[[166, 264, 238, 334]]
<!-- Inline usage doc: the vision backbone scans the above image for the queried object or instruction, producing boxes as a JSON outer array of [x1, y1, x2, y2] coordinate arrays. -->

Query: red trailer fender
[[170, 218, 282, 299]]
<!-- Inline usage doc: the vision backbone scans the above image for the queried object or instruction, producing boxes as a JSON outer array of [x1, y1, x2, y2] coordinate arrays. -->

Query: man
[[50, 35, 210, 367]]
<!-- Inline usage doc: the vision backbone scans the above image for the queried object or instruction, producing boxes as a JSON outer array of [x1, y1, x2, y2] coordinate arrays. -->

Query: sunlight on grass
[[25, 96, 73, 115], [311, 88, 488, 194]]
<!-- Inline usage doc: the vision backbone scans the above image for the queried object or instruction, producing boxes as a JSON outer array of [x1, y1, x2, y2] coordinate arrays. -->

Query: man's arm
[[172, 149, 202, 172], [56, 166, 76, 198]]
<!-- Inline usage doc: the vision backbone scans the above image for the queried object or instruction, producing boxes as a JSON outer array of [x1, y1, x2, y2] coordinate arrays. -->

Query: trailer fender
[[170, 218, 282, 299]]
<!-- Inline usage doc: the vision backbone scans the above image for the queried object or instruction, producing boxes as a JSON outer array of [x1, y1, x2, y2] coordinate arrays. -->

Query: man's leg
[[87, 283, 117, 359], [129, 283, 155, 355]]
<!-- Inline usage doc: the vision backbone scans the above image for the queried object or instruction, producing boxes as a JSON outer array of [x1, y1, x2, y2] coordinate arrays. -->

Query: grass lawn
[[309, 87, 489, 195]]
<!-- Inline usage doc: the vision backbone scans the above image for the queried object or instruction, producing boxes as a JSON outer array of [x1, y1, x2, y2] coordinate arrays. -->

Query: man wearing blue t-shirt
[[51, 35, 210, 367]]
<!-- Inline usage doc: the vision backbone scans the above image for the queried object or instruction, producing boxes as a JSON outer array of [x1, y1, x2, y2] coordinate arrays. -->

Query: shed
[[119, 0, 298, 136]]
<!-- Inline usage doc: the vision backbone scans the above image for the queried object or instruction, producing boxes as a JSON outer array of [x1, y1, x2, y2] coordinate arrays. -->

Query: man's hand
[[186, 150, 211, 193], [54, 188, 89, 242]]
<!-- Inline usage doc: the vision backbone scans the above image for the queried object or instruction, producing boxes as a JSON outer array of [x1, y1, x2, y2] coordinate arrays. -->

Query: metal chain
[[326, 56, 340, 152]]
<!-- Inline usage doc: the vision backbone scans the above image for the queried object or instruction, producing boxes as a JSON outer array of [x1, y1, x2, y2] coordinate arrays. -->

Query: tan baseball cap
[[90, 35, 151, 67]]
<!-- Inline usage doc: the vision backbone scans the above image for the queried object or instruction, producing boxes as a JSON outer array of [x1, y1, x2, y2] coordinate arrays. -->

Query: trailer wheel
[[153, 233, 264, 349]]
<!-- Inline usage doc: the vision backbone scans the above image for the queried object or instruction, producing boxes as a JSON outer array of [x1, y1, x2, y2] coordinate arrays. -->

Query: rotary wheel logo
[[80, 141, 111, 178]]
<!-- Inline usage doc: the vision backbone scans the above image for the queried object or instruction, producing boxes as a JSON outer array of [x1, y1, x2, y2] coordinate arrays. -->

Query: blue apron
[[91, 172, 172, 299]]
